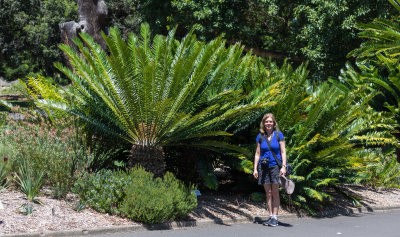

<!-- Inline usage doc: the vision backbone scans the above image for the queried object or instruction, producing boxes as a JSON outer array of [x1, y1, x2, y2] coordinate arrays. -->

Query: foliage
[[346, 0, 400, 174], [356, 148, 400, 188], [0, 111, 10, 192], [217, 60, 310, 173], [73, 166, 197, 222], [105, 0, 395, 80], [0, 112, 7, 125], [0, 160, 10, 192], [348, 0, 400, 61], [19, 203, 35, 215], [0, 80, 26, 96], [105, 0, 169, 37], [223, 60, 397, 213], [15, 160, 44, 204], [288, 0, 394, 80], [336, 62, 400, 129], [72, 201, 88, 212], [0, 100, 13, 111], [46, 24, 264, 147], [167, 0, 395, 80], [120, 166, 197, 224], [1, 0, 396, 82], [72, 169, 133, 214], [28, 23, 269, 185], [2, 109, 94, 198], [0, 0, 77, 81], [250, 192, 265, 202], [282, 81, 396, 212], [346, 0, 400, 140], [169, 60, 302, 189]]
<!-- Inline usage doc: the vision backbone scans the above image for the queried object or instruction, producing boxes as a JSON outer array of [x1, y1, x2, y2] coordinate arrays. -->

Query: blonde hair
[[259, 113, 279, 135]]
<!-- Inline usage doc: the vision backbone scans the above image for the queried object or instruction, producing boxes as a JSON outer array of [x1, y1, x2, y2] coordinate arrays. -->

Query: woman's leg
[[271, 183, 280, 215], [263, 184, 273, 215]]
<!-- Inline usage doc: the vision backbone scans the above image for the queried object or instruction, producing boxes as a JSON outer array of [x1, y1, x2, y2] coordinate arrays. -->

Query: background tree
[[60, 0, 108, 53], [0, 0, 77, 83], [167, 0, 395, 80], [105, 0, 170, 36], [1, 0, 396, 82]]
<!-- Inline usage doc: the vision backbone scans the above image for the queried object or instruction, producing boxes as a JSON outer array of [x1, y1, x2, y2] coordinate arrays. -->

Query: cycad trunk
[[129, 145, 166, 178]]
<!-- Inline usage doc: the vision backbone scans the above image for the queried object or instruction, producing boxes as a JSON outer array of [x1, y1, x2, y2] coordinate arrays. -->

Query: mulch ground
[[1, 185, 400, 235]]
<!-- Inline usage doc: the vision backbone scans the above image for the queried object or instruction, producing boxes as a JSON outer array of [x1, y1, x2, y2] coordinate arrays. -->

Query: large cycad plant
[[30, 24, 266, 177], [347, 0, 400, 161], [348, 0, 400, 61], [229, 60, 396, 213]]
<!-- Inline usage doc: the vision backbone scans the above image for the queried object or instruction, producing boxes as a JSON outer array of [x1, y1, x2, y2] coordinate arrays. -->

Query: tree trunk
[[129, 145, 166, 178], [60, 0, 108, 54]]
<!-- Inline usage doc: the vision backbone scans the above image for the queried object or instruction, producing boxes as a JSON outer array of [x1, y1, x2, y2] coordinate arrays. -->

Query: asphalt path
[[93, 209, 400, 237]]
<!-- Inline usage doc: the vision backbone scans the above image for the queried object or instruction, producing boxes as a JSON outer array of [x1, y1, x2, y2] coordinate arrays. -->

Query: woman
[[253, 113, 287, 227]]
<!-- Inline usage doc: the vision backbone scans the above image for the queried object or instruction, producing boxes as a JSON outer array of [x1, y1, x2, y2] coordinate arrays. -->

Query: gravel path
[[1, 185, 399, 235]]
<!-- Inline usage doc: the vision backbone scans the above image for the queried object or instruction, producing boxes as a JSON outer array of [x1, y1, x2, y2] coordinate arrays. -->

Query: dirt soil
[[1, 185, 400, 235]]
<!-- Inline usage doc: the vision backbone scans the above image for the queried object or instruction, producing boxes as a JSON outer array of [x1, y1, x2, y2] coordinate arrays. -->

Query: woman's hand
[[280, 166, 287, 176], [253, 170, 258, 179]]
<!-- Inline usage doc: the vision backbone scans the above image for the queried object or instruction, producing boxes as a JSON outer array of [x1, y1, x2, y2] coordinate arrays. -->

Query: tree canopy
[[0, 0, 77, 82], [0, 0, 397, 81]]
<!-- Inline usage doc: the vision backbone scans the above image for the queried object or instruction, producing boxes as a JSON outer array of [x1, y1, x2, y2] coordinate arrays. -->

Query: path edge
[[4, 205, 400, 237]]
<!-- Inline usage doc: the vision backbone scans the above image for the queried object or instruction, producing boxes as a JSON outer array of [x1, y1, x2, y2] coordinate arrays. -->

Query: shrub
[[72, 169, 132, 215], [120, 166, 197, 224], [2, 109, 94, 198], [356, 148, 400, 189]]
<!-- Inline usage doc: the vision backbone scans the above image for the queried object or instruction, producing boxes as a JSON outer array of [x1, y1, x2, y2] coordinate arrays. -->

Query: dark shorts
[[258, 165, 280, 185]]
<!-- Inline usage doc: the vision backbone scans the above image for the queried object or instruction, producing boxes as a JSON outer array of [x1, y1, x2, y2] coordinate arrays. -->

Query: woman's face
[[264, 117, 274, 131]]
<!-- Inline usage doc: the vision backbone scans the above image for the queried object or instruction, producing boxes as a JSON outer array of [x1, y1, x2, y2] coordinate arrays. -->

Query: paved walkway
[[93, 209, 400, 237], [5, 206, 400, 237]]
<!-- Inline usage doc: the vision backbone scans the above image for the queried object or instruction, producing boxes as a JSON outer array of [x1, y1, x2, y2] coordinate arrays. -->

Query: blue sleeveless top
[[256, 131, 284, 167]]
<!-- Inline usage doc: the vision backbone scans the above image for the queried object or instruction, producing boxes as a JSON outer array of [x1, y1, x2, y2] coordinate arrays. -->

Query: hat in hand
[[279, 175, 295, 195]]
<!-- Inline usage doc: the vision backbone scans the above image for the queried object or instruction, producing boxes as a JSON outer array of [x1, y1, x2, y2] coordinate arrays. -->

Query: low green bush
[[72, 169, 132, 215], [120, 166, 197, 224], [74, 167, 197, 222]]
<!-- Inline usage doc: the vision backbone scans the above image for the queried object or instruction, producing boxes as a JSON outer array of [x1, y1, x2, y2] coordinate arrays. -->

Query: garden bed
[[1, 185, 400, 235]]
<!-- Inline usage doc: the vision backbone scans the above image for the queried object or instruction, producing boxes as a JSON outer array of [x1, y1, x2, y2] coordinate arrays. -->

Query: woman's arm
[[253, 142, 261, 179], [279, 139, 287, 175]]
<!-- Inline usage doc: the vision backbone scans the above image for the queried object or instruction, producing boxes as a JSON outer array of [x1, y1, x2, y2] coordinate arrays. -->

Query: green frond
[[313, 178, 339, 187], [353, 135, 399, 147], [289, 175, 305, 182], [0, 99, 13, 111], [306, 167, 324, 181], [389, 0, 400, 12], [240, 159, 254, 174], [303, 187, 324, 202], [294, 195, 307, 203]]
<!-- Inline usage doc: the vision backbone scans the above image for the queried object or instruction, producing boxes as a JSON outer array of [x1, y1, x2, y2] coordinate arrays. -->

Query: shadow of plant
[[188, 194, 269, 224]]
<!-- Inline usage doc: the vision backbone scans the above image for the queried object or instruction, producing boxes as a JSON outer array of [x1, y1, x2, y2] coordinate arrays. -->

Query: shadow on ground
[[141, 184, 397, 230]]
